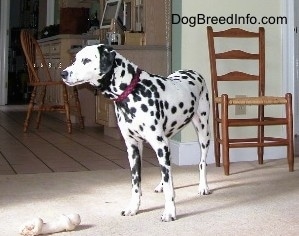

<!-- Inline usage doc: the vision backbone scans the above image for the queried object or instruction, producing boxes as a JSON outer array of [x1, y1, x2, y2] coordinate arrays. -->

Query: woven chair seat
[[214, 96, 287, 105]]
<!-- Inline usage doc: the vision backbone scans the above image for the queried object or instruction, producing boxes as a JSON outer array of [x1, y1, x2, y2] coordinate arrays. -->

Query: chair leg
[[257, 105, 264, 164], [212, 103, 221, 167], [285, 93, 294, 172], [73, 86, 84, 129], [214, 132, 221, 167], [62, 85, 72, 134], [213, 115, 221, 167], [221, 95, 230, 175], [24, 86, 37, 132], [36, 86, 47, 129]]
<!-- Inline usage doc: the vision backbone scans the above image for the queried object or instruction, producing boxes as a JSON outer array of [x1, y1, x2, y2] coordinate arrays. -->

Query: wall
[[172, 0, 285, 143]]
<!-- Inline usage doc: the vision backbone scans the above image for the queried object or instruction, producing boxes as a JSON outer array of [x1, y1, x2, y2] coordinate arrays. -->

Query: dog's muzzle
[[60, 70, 85, 86]]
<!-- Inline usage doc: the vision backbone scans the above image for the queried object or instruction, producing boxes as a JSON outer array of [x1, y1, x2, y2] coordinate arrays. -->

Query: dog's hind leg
[[148, 137, 176, 221], [192, 94, 211, 195], [121, 138, 143, 216]]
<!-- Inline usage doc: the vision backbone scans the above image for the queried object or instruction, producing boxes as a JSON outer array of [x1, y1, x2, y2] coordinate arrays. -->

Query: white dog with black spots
[[61, 44, 211, 222]]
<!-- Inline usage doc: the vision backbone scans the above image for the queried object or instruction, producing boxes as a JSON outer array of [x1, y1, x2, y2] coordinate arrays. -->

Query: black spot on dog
[[129, 129, 134, 136], [206, 93, 209, 101], [148, 99, 154, 106], [156, 111, 160, 119], [133, 94, 142, 102], [158, 148, 163, 157], [157, 79, 166, 91], [139, 125, 143, 131], [120, 83, 128, 90], [130, 107, 137, 116], [171, 106, 177, 114], [127, 63, 135, 75], [142, 79, 153, 87], [162, 117, 168, 131], [141, 104, 148, 112], [161, 166, 169, 182], [82, 58, 91, 65], [164, 101, 169, 109], [115, 58, 122, 66]]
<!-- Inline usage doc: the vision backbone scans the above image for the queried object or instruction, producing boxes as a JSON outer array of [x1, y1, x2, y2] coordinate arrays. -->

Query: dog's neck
[[113, 68, 142, 102], [98, 53, 144, 102]]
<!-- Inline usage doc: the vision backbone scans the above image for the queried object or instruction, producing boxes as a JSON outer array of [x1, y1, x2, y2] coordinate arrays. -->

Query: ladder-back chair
[[207, 26, 294, 175], [20, 29, 84, 133]]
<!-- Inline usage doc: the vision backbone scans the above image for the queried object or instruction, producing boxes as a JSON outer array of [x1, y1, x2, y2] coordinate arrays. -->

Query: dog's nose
[[61, 70, 68, 79]]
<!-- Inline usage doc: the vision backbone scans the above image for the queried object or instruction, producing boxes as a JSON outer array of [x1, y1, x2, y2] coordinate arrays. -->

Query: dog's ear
[[98, 45, 116, 74]]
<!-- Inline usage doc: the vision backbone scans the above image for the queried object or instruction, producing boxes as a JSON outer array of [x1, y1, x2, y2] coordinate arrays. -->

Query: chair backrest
[[207, 26, 265, 99], [20, 29, 52, 84]]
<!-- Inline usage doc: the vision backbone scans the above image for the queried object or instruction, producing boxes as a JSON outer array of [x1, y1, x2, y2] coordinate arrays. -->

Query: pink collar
[[114, 69, 142, 102]]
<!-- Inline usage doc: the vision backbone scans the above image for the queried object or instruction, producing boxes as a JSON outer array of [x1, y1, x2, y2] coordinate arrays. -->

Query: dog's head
[[61, 44, 116, 86]]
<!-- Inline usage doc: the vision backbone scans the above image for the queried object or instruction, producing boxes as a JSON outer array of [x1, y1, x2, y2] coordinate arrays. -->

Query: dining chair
[[20, 29, 84, 133], [207, 26, 294, 175]]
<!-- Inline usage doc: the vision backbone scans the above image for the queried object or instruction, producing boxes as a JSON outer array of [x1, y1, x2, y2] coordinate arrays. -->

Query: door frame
[[0, 0, 10, 105], [282, 0, 298, 134]]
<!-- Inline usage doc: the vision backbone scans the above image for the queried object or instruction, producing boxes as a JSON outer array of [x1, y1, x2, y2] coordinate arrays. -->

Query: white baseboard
[[169, 139, 287, 166]]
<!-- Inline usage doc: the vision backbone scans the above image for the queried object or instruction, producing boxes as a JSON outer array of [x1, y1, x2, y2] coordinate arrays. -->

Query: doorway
[[7, 0, 39, 105]]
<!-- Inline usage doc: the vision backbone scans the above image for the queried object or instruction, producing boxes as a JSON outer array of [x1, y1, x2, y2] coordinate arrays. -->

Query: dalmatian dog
[[61, 44, 211, 222]]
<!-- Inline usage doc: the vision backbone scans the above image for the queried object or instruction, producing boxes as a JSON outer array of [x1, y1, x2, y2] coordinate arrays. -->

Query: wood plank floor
[[0, 105, 158, 175]]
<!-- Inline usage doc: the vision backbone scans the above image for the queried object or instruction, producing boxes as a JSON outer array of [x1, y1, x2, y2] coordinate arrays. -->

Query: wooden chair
[[20, 29, 84, 133], [207, 26, 294, 175]]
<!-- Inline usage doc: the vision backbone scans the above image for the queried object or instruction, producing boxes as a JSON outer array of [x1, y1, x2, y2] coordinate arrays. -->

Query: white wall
[[176, 0, 285, 142]]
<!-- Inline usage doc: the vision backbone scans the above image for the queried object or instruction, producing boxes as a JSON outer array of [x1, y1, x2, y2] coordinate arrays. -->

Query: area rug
[[0, 159, 298, 235]]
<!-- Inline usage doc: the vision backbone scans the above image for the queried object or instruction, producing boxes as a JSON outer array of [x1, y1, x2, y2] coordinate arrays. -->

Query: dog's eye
[[82, 58, 91, 65]]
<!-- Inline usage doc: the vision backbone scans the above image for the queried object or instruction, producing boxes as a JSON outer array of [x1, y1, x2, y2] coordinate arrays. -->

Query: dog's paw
[[121, 201, 140, 216], [121, 207, 138, 216], [154, 182, 163, 193], [160, 202, 176, 222], [199, 185, 211, 195], [160, 210, 176, 222]]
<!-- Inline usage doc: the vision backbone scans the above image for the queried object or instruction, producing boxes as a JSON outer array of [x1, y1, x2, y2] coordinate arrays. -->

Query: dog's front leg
[[150, 139, 176, 222], [121, 141, 142, 216]]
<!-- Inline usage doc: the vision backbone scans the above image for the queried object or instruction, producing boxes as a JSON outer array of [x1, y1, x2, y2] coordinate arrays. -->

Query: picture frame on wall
[[100, 0, 122, 29]]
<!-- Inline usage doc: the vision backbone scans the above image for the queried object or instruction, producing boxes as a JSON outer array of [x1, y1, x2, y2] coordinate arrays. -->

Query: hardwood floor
[[0, 105, 158, 175]]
